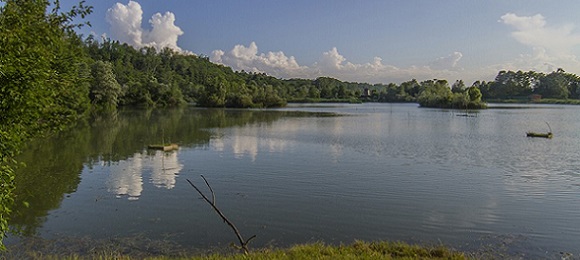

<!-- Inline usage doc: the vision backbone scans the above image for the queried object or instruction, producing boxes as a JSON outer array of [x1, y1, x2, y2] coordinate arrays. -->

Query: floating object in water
[[148, 143, 179, 151], [456, 114, 477, 117], [527, 121, 553, 138], [526, 132, 553, 139]]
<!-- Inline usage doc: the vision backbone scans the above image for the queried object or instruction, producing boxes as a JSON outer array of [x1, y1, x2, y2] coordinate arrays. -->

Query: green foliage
[[451, 80, 466, 93], [467, 86, 482, 102], [417, 80, 453, 108], [417, 80, 486, 109], [90, 61, 122, 111], [0, 0, 92, 249], [198, 241, 466, 260], [83, 40, 367, 108], [474, 69, 580, 102], [97, 38, 580, 108], [535, 69, 570, 99], [0, 163, 14, 251], [489, 70, 537, 99]]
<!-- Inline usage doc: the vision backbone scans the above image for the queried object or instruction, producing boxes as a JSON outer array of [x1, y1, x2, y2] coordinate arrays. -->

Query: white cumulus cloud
[[318, 47, 347, 70], [211, 42, 465, 83], [106, 1, 188, 53], [145, 12, 184, 52], [211, 42, 310, 77], [106, 1, 144, 47], [429, 52, 463, 70], [500, 12, 580, 68]]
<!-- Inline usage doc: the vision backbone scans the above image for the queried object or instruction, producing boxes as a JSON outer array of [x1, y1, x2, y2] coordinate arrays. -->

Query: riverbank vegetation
[[2, 239, 466, 259], [196, 241, 466, 260]]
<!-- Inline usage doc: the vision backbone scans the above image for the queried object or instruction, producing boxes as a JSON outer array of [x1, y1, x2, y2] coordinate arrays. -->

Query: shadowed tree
[[535, 70, 569, 99]]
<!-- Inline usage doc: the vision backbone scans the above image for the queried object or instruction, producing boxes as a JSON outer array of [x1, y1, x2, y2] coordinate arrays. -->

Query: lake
[[5, 103, 580, 258]]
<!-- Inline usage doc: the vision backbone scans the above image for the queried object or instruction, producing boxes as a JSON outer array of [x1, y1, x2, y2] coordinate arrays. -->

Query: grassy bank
[[194, 241, 465, 260], [2, 240, 466, 260]]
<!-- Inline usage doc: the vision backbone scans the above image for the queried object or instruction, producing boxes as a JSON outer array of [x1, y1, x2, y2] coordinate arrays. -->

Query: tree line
[[80, 37, 580, 110]]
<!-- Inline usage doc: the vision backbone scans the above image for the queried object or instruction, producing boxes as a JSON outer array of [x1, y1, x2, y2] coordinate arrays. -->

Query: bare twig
[[545, 121, 553, 133], [187, 176, 256, 254], [201, 175, 216, 205]]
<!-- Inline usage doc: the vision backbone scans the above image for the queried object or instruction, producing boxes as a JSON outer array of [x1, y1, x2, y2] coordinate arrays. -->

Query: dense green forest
[[3, 0, 580, 249], [80, 37, 580, 110]]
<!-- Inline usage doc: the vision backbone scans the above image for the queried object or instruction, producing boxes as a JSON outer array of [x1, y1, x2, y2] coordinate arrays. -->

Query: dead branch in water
[[186, 175, 256, 254], [545, 121, 553, 133]]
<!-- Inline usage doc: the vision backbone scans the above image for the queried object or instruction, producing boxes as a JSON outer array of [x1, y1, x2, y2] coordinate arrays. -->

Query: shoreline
[[1, 235, 565, 259]]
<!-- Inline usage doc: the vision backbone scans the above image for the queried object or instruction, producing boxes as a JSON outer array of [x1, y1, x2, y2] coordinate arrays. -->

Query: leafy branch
[[186, 175, 256, 254]]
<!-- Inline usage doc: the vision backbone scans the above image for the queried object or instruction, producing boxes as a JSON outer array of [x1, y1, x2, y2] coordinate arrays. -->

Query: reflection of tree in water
[[10, 126, 90, 236], [10, 107, 328, 235]]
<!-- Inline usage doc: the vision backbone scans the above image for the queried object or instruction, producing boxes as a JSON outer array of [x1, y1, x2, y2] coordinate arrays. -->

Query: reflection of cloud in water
[[329, 118, 344, 162], [107, 153, 144, 200], [106, 150, 183, 200], [266, 138, 287, 153], [423, 197, 499, 230], [210, 128, 226, 152], [330, 143, 343, 162], [212, 127, 292, 161], [150, 150, 183, 189], [232, 130, 258, 161]]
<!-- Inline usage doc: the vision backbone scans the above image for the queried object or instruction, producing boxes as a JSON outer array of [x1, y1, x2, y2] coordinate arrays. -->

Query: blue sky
[[72, 0, 580, 84]]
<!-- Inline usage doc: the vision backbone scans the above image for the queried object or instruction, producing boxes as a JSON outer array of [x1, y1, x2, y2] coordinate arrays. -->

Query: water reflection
[[10, 108, 298, 235], [107, 152, 144, 200], [231, 129, 259, 161], [150, 150, 183, 189], [107, 150, 183, 200], [11, 104, 580, 258], [210, 125, 294, 161]]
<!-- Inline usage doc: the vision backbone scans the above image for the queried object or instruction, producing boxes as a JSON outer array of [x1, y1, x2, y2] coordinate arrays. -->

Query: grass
[[2, 240, 467, 260], [215, 240, 467, 260]]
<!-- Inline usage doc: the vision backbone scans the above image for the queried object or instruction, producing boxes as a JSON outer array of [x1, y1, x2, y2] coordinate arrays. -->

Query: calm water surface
[[6, 103, 580, 258]]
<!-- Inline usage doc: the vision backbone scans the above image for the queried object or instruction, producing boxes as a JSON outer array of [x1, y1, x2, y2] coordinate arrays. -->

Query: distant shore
[[484, 98, 580, 105]]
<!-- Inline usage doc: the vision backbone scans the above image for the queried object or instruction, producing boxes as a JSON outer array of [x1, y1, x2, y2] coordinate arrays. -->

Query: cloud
[[106, 1, 144, 47], [211, 42, 310, 77], [500, 12, 580, 64], [211, 14, 580, 84], [211, 42, 465, 83], [500, 13, 546, 31], [145, 12, 184, 52], [318, 47, 347, 70], [106, 1, 187, 53], [429, 52, 463, 70]]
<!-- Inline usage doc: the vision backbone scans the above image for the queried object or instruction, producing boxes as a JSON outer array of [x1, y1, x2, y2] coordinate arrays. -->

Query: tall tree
[[90, 61, 122, 110]]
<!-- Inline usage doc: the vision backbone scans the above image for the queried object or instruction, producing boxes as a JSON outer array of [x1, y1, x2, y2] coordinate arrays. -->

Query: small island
[[416, 79, 486, 109]]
